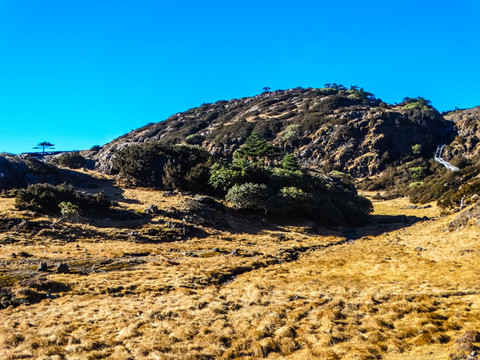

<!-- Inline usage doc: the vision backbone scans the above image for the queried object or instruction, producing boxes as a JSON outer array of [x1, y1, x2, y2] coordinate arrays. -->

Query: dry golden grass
[[1, 180, 480, 359]]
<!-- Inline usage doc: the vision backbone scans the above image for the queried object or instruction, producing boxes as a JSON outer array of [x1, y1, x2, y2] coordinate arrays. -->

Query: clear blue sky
[[0, 0, 479, 154]]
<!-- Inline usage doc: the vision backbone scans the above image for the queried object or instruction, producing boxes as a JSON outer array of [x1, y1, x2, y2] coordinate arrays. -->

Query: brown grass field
[[1, 178, 480, 359]]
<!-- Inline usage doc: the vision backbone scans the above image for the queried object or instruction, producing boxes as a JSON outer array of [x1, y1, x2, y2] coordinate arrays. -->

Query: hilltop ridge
[[91, 87, 452, 178]]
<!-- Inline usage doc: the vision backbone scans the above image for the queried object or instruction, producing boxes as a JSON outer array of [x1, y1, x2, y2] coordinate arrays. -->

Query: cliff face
[[92, 88, 451, 177], [444, 106, 480, 160]]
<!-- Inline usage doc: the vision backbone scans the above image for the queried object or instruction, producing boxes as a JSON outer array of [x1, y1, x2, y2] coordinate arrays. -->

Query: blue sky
[[0, 0, 479, 154]]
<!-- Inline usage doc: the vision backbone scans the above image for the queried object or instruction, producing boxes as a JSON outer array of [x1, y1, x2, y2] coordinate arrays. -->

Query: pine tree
[[234, 132, 279, 162], [281, 153, 301, 172]]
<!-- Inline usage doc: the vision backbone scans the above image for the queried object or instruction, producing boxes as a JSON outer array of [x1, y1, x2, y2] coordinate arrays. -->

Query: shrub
[[330, 170, 355, 185], [209, 163, 246, 192], [283, 124, 301, 141], [226, 183, 273, 213], [275, 187, 316, 214], [51, 152, 86, 169], [403, 97, 433, 111], [409, 166, 425, 181], [269, 167, 306, 190], [411, 144, 422, 155], [281, 153, 301, 172], [15, 183, 110, 216], [185, 134, 204, 145], [59, 201, 82, 222], [112, 142, 215, 191]]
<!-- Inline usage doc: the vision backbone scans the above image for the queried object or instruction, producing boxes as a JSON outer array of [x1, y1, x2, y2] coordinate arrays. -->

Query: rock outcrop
[[0, 154, 99, 191], [444, 106, 480, 160]]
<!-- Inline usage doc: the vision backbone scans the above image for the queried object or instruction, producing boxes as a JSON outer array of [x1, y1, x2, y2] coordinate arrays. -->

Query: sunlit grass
[[1, 181, 480, 359]]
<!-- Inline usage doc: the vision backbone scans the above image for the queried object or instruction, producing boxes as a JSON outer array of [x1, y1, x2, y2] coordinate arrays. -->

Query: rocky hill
[[444, 105, 480, 160], [92, 87, 451, 177]]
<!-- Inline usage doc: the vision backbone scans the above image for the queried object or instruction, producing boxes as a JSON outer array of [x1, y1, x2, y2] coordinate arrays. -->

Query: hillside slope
[[444, 105, 480, 160], [92, 88, 451, 177], [1, 178, 480, 359]]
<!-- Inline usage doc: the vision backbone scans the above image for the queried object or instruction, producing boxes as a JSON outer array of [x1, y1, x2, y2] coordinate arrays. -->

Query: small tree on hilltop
[[34, 141, 55, 154]]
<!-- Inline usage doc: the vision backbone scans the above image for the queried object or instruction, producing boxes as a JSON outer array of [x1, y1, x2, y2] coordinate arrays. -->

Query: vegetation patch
[[50, 151, 87, 169], [211, 132, 372, 226], [112, 143, 214, 191], [15, 183, 110, 217]]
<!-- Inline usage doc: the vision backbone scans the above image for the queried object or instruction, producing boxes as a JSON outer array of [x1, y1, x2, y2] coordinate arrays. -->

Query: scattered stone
[[230, 249, 239, 256], [144, 205, 159, 214], [212, 247, 220, 252], [107, 286, 124, 294], [18, 251, 33, 258], [37, 262, 48, 272], [56, 263, 69, 273], [193, 195, 218, 206]]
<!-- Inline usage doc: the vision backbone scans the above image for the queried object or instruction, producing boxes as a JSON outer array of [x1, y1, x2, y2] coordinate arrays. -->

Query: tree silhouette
[[262, 86, 271, 93], [34, 141, 55, 154]]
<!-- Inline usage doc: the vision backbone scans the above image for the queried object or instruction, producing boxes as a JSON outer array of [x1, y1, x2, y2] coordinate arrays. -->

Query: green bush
[[411, 144, 422, 155], [409, 166, 425, 181], [275, 187, 316, 214], [226, 183, 273, 213], [185, 134, 204, 145], [209, 163, 246, 192], [15, 183, 110, 216], [51, 152, 86, 169], [281, 153, 301, 172], [59, 201, 82, 222], [112, 142, 214, 191], [283, 124, 301, 141]]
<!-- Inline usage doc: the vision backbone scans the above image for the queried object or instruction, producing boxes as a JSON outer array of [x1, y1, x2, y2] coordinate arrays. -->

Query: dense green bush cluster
[[112, 142, 214, 191], [210, 133, 373, 225], [15, 183, 110, 216], [402, 97, 433, 111], [111, 133, 372, 225], [50, 151, 86, 169]]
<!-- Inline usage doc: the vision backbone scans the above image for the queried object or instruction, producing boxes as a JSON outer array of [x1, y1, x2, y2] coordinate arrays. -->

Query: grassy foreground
[[1, 178, 480, 359]]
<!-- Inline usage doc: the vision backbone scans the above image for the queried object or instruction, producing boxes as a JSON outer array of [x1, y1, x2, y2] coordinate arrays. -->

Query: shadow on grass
[[219, 211, 427, 239], [342, 214, 426, 240]]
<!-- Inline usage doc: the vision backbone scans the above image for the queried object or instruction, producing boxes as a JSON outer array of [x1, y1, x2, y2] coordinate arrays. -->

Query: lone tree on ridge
[[34, 141, 55, 154]]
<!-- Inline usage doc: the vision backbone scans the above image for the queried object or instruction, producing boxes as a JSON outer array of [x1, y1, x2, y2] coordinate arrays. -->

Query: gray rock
[[144, 205, 159, 214], [56, 263, 69, 273], [37, 262, 48, 272]]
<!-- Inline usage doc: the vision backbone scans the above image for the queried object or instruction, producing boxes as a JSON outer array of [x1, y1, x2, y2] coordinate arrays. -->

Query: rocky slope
[[444, 105, 480, 160], [0, 154, 98, 191], [91, 87, 451, 177]]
